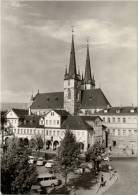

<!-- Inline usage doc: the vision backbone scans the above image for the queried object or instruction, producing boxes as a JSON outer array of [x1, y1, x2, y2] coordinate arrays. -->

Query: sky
[[1, 0, 137, 106]]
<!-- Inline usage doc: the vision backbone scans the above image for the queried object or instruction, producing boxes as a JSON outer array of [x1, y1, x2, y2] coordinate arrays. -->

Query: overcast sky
[[1, 0, 137, 106]]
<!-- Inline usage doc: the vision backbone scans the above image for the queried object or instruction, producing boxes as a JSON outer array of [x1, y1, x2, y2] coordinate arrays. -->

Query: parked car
[[37, 173, 61, 187], [45, 159, 54, 168], [74, 167, 83, 174], [36, 157, 44, 166], [28, 156, 36, 164], [103, 156, 110, 162], [30, 184, 42, 194]]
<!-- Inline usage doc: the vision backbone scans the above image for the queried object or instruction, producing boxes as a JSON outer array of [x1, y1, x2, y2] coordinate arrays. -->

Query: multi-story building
[[6, 109, 28, 128], [97, 107, 138, 155], [12, 110, 106, 152]]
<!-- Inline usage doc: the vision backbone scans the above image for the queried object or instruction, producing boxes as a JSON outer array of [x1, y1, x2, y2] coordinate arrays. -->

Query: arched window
[[68, 88, 71, 99]]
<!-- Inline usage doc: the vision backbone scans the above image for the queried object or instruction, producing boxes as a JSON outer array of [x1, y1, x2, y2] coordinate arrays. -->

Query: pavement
[[70, 170, 118, 195]]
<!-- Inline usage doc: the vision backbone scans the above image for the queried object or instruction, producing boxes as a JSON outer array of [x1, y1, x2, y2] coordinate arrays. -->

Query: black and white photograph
[[1, 0, 137, 194]]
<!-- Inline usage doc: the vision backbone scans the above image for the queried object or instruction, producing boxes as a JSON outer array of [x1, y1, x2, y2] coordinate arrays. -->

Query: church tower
[[82, 41, 95, 90], [64, 31, 81, 115]]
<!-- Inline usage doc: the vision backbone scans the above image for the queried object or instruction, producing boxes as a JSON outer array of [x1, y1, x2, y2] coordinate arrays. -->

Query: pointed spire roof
[[68, 29, 77, 79], [84, 41, 92, 83], [65, 66, 68, 75]]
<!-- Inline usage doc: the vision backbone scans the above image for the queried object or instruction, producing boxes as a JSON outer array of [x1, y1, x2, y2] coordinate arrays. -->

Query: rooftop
[[96, 106, 138, 115]]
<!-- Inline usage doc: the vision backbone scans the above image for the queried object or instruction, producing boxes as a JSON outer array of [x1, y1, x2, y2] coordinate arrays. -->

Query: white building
[[6, 109, 28, 128], [97, 107, 138, 155], [11, 110, 106, 152]]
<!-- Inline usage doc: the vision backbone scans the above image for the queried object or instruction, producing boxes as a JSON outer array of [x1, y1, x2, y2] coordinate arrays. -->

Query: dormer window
[[40, 118, 44, 125], [130, 109, 134, 113], [104, 110, 107, 113], [116, 109, 120, 113]]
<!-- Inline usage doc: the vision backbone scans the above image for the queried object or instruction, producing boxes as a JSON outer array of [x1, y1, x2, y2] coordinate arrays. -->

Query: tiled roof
[[12, 108, 28, 117], [18, 115, 102, 130], [61, 115, 100, 130], [54, 110, 70, 116], [19, 115, 43, 128], [30, 89, 110, 110], [96, 107, 138, 115], [30, 92, 64, 109], [80, 88, 111, 109]]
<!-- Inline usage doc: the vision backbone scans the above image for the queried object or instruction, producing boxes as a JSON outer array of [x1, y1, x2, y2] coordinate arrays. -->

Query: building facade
[[97, 107, 138, 155], [11, 110, 106, 152]]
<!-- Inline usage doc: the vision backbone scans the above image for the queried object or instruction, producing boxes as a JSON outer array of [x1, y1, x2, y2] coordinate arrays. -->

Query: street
[[103, 158, 137, 195]]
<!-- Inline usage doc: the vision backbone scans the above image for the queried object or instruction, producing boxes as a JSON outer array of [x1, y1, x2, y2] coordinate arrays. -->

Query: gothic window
[[68, 88, 71, 99]]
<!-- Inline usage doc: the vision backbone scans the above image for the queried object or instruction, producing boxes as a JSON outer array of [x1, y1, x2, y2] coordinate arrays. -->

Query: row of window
[[13, 128, 41, 135], [103, 117, 127, 123], [13, 128, 85, 138], [8, 119, 18, 124], [110, 129, 137, 136], [45, 120, 60, 126]]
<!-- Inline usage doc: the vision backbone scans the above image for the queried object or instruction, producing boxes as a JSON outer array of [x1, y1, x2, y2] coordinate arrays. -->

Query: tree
[[86, 141, 105, 173], [24, 138, 29, 147], [35, 135, 44, 151], [0, 111, 7, 147], [29, 138, 36, 149], [1, 138, 38, 194], [55, 129, 81, 185]]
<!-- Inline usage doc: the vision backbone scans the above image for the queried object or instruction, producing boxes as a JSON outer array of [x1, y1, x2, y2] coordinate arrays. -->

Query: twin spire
[[65, 31, 95, 88], [68, 32, 77, 78]]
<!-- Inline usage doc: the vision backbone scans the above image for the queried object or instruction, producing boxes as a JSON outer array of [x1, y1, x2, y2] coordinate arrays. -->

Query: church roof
[[68, 33, 77, 79], [84, 43, 92, 83], [30, 88, 110, 110], [80, 88, 111, 109], [30, 92, 64, 109]]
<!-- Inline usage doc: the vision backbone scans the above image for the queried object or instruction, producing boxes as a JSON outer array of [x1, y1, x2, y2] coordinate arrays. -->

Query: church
[[29, 32, 111, 116]]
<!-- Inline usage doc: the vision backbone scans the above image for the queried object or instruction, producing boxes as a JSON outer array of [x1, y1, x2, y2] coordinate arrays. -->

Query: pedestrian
[[108, 165, 112, 179], [101, 174, 104, 185]]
